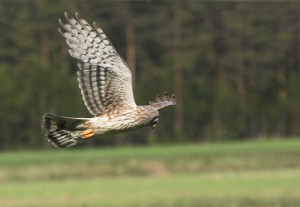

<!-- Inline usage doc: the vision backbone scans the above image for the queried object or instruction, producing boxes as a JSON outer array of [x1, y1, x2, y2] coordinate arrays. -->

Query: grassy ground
[[1, 139, 300, 207]]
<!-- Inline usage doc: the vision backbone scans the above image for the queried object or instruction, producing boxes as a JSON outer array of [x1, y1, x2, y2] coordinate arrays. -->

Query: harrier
[[42, 12, 176, 148]]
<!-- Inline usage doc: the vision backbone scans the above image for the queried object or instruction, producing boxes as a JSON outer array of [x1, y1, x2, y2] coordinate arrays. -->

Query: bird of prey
[[42, 12, 176, 148]]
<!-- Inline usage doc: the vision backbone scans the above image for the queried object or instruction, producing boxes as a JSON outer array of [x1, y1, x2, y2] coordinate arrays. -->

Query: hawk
[[42, 12, 176, 148]]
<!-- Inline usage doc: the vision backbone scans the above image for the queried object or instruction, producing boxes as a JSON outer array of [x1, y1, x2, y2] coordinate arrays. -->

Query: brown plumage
[[42, 12, 176, 148]]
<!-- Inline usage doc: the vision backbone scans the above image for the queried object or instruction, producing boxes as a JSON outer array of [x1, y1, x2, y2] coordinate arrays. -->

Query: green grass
[[1, 139, 300, 207], [1, 169, 300, 207], [1, 139, 300, 181]]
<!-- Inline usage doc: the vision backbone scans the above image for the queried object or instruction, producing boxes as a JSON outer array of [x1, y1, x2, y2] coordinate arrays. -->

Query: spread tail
[[42, 113, 94, 148]]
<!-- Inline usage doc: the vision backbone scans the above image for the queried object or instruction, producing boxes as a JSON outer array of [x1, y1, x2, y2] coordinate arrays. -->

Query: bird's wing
[[59, 12, 136, 116], [149, 92, 176, 110]]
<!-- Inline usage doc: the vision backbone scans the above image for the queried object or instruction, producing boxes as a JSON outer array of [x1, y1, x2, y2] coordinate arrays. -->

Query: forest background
[[1, 0, 300, 149]]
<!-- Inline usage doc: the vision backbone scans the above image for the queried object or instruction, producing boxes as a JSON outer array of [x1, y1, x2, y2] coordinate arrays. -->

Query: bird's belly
[[88, 115, 142, 135]]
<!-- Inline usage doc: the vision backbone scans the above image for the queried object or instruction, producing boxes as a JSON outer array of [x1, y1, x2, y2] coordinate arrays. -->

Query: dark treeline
[[0, 1, 300, 149]]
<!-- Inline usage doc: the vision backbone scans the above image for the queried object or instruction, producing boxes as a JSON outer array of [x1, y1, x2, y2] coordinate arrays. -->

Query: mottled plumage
[[42, 12, 176, 148]]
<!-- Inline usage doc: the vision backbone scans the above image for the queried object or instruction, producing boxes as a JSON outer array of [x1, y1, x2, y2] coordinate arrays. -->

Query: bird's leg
[[81, 129, 95, 138]]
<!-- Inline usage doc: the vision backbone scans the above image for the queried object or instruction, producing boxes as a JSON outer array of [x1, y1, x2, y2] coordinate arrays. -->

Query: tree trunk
[[126, 21, 136, 87], [41, 34, 49, 66], [173, 2, 184, 140]]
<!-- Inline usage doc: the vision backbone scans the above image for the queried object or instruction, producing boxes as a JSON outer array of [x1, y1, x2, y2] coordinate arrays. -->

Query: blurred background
[[1, 1, 300, 207]]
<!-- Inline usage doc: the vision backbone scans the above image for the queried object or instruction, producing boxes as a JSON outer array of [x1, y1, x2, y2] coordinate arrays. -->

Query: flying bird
[[42, 12, 176, 148]]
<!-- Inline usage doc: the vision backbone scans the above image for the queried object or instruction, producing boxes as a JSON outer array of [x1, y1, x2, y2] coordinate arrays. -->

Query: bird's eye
[[150, 117, 159, 129]]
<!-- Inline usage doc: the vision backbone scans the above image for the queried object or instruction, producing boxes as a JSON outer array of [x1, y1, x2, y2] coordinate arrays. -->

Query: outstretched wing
[[59, 12, 136, 116], [149, 92, 176, 110]]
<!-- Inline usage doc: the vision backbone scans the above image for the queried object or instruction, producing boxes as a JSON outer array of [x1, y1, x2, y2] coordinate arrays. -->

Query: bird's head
[[147, 92, 176, 129], [149, 115, 160, 129], [144, 106, 160, 129]]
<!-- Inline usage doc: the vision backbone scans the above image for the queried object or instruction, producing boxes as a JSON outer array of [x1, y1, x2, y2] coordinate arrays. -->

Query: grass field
[[1, 139, 300, 207]]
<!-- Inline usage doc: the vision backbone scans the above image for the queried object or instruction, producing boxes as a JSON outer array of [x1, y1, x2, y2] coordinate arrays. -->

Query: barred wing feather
[[59, 12, 136, 116]]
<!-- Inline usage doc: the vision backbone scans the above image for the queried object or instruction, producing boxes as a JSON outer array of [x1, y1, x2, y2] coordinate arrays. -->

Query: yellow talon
[[82, 129, 94, 138]]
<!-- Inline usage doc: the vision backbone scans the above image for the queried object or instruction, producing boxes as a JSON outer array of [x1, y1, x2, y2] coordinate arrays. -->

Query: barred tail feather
[[42, 113, 91, 148]]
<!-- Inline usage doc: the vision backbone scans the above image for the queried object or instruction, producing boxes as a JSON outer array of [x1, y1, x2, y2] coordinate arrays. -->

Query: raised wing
[[149, 92, 176, 110], [59, 12, 136, 116]]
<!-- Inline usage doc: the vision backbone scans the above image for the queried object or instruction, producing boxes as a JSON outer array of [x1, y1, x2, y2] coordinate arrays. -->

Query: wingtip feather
[[58, 18, 64, 26], [58, 28, 64, 35], [64, 11, 69, 18], [75, 12, 80, 19]]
